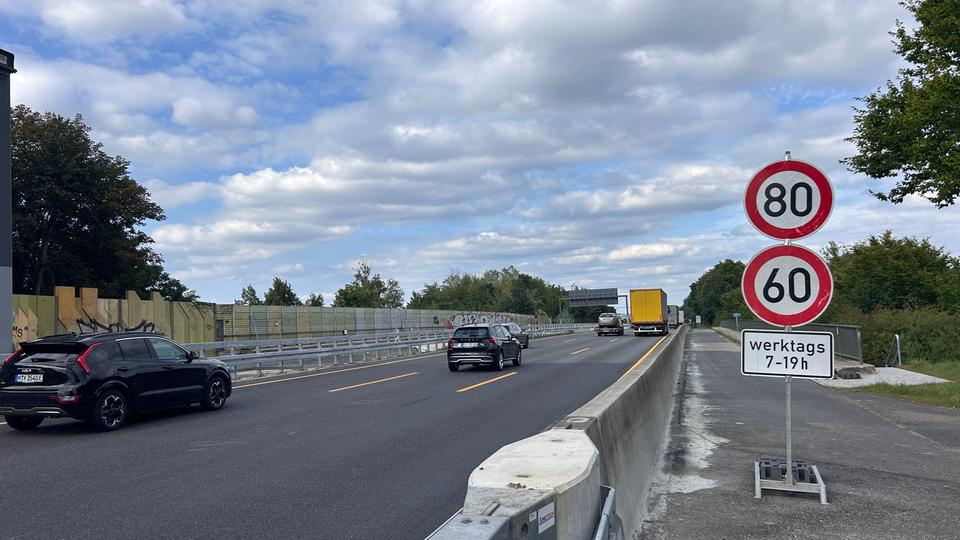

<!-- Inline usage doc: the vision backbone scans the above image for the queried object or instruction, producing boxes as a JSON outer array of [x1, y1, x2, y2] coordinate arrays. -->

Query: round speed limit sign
[[744, 160, 833, 240], [741, 244, 833, 327]]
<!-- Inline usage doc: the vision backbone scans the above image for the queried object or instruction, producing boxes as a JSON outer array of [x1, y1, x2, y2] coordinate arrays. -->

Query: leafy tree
[[682, 259, 745, 325], [823, 231, 960, 312], [237, 284, 262, 305], [844, 0, 960, 207], [11, 105, 193, 299], [263, 277, 302, 306], [306, 292, 325, 307], [333, 262, 404, 308], [407, 266, 565, 318], [569, 305, 617, 323], [148, 270, 199, 302]]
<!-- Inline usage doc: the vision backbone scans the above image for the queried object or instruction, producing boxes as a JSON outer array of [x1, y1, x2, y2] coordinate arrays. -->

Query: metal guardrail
[[719, 319, 862, 362], [185, 324, 594, 381]]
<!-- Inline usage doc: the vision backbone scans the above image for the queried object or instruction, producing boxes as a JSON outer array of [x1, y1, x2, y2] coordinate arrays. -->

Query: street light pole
[[0, 49, 15, 354]]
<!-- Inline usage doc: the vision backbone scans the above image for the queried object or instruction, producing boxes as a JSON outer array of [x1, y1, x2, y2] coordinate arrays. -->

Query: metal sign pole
[[782, 149, 793, 486], [0, 49, 15, 355]]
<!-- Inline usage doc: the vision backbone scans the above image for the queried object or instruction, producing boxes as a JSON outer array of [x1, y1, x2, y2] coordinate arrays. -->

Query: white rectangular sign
[[741, 329, 834, 379]]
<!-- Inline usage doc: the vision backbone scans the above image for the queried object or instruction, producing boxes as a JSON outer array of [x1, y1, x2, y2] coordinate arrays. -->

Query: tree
[[333, 262, 404, 308], [406, 266, 566, 318], [306, 292, 325, 307], [569, 305, 617, 323], [263, 277, 302, 306], [823, 231, 960, 312], [844, 0, 960, 207], [11, 105, 194, 299], [237, 284, 262, 305], [683, 259, 745, 325], [148, 270, 199, 302]]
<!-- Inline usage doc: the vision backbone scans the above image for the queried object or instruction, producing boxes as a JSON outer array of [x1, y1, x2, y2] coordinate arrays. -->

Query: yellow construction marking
[[617, 335, 670, 381], [328, 372, 418, 393], [570, 348, 590, 355], [456, 372, 517, 393], [233, 354, 441, 389]]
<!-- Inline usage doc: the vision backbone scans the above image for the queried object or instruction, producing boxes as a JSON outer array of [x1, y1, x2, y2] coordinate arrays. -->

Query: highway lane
[[0, 330, 666, 539]]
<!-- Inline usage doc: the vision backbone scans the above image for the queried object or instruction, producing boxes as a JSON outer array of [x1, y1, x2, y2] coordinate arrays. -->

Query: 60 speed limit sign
[[745, 160, 833, 240], [741, 244, 833, 327]]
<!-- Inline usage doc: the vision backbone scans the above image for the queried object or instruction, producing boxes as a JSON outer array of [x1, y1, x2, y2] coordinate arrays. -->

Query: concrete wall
[[214, 305, 537, 341], [553, 325, 687, 535], [11, 286, 216, 346], [433, 325, 688, 539], [9, 287, 541, 346]]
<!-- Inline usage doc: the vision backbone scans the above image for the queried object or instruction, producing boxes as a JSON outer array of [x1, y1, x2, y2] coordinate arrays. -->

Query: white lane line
[[563, 338, 577, 343], [609, 338, 619, 342], [570, 348, 590, 355]]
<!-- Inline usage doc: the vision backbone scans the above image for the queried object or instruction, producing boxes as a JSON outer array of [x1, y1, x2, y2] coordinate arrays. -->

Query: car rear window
[[453, 327, 490, 338], [11, 344, 81, 365]]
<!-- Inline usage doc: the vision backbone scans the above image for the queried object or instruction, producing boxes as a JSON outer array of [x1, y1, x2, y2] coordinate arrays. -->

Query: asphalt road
[[0, 330, 663, 540]]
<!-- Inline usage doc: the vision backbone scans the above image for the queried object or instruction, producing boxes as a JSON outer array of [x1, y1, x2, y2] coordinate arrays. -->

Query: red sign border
[[741, 244, 833, 327], [744, 160, 833, 240]]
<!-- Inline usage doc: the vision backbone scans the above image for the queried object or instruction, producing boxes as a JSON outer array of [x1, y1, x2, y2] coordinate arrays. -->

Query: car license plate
[[15, 373, 43, 384], [455, 342, 479, 348]]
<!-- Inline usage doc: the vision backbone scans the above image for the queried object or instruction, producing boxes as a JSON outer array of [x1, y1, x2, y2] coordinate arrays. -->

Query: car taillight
[[447, 338, 458, 347], [50, 394, 81, 404], [3, 349, 22, 365], [75, 343, 101, 375], [484, 338, 497, 344]]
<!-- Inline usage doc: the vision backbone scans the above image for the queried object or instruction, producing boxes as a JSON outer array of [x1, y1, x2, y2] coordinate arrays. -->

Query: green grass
[[855, 360, 960, 409]]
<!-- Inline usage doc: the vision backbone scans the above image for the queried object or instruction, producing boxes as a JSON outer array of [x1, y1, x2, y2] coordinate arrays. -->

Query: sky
[[2, 0, 958, 311]]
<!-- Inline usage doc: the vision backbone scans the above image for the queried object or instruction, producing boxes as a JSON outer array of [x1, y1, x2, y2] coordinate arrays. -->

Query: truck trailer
[[667, 305, 679, 328], [629, 289, 669, 336]]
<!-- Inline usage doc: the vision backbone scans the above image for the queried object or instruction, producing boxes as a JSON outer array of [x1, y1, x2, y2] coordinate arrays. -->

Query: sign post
[[741, 152, 833, 504], [0, 49, 15, 355]]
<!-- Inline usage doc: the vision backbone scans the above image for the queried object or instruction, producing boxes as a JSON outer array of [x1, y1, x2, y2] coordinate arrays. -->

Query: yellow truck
[[629, 289, 669, 336]]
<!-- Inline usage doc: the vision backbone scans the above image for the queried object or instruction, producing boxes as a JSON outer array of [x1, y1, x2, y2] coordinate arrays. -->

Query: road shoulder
[[640, 329, 960, 540]]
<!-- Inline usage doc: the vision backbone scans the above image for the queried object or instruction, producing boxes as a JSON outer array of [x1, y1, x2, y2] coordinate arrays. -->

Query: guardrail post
[[257, 362, 262, 378]]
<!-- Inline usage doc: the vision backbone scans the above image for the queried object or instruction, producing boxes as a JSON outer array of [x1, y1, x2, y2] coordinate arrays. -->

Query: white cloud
[[37, 0, 196, 44], [142, 179, 219, 209]]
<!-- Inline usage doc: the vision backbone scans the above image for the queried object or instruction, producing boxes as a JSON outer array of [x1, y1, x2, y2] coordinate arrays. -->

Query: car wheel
[[92, 389, 128, 431], [4, 415, 43, 431], [494, 350, 504, 371], [202, 375, 229, 411], [448, 362, 459, 372], [512, 347, 522, 367]]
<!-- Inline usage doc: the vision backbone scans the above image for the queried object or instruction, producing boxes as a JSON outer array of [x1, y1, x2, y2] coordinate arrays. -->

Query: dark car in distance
[[499, 322, 530, 349], [447, 324, 521, 372], [1, 332, 232, 431]]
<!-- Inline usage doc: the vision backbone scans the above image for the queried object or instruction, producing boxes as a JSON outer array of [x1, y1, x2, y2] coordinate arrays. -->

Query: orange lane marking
[[328, 372, 418, 393], [456, 372, 517, 393]]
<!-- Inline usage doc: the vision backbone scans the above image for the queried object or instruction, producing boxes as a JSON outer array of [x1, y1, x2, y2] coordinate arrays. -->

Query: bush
[[858, 307, 960, 365]]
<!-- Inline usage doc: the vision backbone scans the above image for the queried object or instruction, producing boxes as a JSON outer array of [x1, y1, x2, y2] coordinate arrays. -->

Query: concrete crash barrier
[[431, 430, 601, 540], [430, 325, 688, 539]]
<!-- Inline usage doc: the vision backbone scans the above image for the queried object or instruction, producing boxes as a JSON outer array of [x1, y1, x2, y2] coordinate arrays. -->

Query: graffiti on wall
[[12, 308, 38, 343], [445, 312, 515, 329], [76, 317, 158, 334]]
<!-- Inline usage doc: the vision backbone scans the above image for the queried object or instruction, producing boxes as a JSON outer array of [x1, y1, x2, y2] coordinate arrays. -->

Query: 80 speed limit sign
[[744, 160, 833, 240], [741, 244, 833, 327]]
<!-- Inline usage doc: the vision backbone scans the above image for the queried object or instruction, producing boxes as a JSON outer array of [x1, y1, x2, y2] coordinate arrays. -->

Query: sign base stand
[[754, 457, 827, 504]]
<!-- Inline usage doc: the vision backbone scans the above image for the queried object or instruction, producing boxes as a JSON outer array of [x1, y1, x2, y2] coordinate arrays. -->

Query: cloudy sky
[[2, 0, 956, 309]]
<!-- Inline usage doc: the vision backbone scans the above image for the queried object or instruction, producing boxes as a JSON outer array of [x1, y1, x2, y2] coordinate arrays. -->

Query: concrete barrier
[[429, 325, 688, 539]]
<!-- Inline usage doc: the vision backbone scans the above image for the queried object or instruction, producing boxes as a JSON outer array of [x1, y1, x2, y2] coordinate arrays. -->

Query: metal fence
[[718, 319, 862, 362], [185, 323, 594, 381]]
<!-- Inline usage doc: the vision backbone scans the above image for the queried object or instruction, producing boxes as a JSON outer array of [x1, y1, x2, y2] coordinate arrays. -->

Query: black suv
[[499, 323, 530, 349], [447, 324, 521, 372], [1, 332, 231, 431]]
